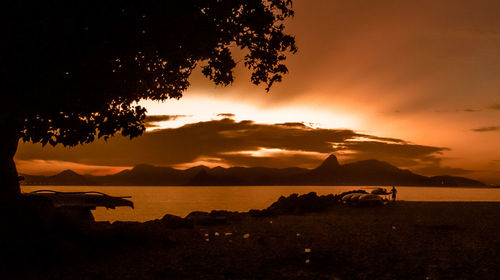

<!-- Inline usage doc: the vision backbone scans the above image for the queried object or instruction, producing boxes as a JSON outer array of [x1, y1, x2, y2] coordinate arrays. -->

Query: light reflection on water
[[21, 186, 500, 222]]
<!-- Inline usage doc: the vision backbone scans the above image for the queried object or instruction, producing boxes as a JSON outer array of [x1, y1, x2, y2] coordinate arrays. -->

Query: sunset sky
[[16, 0, 500, 184]]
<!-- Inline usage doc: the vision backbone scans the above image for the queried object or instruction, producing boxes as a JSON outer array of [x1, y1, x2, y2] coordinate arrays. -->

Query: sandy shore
[[4, 200, 500, 280]]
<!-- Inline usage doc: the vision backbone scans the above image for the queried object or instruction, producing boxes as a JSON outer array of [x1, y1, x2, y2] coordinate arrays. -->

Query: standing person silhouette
[[391, 186, 397, 202]]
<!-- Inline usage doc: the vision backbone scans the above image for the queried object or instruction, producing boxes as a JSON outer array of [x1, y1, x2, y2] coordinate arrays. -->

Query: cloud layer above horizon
[[16, 118, 467, 178]]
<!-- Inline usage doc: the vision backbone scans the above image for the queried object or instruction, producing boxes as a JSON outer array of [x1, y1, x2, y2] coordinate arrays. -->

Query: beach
[[4, 198, 500, 280], [7, 1, 500, 280]]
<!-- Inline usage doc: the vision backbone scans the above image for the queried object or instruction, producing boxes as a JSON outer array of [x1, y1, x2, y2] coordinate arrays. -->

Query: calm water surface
[[21, 186, 500, 222]]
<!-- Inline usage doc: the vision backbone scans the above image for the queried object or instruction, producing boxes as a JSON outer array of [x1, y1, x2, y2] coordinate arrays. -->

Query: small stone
[[205, 238, 210, 242], [305, 259, 310, 264], [214, 232, 220, 236], [304, 248, 311, 253], [243, 233, 250, 239], [224, 232, 232, 236], [296, 233, 301, 237]]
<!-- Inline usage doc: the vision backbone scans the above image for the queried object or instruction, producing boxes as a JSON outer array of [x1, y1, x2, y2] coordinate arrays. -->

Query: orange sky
[[15, 0, 500, 184]]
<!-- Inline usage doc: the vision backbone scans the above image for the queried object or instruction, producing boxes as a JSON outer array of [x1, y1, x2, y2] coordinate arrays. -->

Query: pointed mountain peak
[[187, 165, 209, 171], [57, 169, 80, 176], [315, 154, 340, 170]]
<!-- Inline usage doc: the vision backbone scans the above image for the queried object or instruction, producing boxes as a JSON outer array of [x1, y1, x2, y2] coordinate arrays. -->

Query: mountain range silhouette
[[21, 155, 485, 187]]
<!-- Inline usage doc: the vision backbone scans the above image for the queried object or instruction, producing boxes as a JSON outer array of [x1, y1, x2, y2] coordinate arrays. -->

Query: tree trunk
[[0, 120, 21, 201]]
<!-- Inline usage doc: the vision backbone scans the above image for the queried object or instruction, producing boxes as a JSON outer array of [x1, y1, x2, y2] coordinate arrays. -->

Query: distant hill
[[23, 169, 98, 186], [429, 175, 486, 187], [21, 155, 487, 187]]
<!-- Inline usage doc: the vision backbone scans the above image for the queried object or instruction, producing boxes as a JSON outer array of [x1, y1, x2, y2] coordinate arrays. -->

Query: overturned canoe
[[358, 194, 383, 206], [25, 190, 134, 209], [341, 193, 358, 201], [342, 192, 383, 206], [341, 193, 364, 204], [371, 188, 391, 195], [349, 193, 365, 202]]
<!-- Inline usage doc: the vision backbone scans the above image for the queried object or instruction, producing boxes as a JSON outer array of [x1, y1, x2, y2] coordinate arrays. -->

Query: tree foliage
[[1, 0, 296, 146]]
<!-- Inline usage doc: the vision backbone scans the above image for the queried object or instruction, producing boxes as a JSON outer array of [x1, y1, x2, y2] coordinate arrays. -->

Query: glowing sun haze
[[16, 0, 500, 183]]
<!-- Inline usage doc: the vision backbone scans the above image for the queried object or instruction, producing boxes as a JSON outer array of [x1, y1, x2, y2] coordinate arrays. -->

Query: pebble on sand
[[214, 232, 220, 236], [243, 233, 250, 239]]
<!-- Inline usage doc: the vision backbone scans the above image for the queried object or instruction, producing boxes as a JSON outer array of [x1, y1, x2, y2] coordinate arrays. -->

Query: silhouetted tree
[[0, 1, 296, 198]]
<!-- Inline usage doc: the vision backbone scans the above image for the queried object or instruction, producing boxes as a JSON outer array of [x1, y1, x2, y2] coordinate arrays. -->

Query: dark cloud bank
[[17, 119, 465, 176]]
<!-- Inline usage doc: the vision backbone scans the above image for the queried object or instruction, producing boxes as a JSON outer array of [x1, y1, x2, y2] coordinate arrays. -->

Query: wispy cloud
[[145, 115, 189, 122], [488, 104, 500, 110], [471, 126, 499, 132], [216, 113, 236, 118], [144, 115, 190, 127], [434, 108, 482, 113], [463, 108, 481, 112]]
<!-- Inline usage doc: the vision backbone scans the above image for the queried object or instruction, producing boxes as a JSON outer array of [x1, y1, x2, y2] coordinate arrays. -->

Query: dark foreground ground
[[2, 198, 500, 280]]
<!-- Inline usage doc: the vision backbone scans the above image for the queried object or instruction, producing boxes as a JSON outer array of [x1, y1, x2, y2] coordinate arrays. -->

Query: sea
[[21, 185, 500, 222]]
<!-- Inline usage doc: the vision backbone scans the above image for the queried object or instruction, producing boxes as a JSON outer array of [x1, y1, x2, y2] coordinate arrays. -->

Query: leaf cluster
[[1, 0, 296, 146]]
